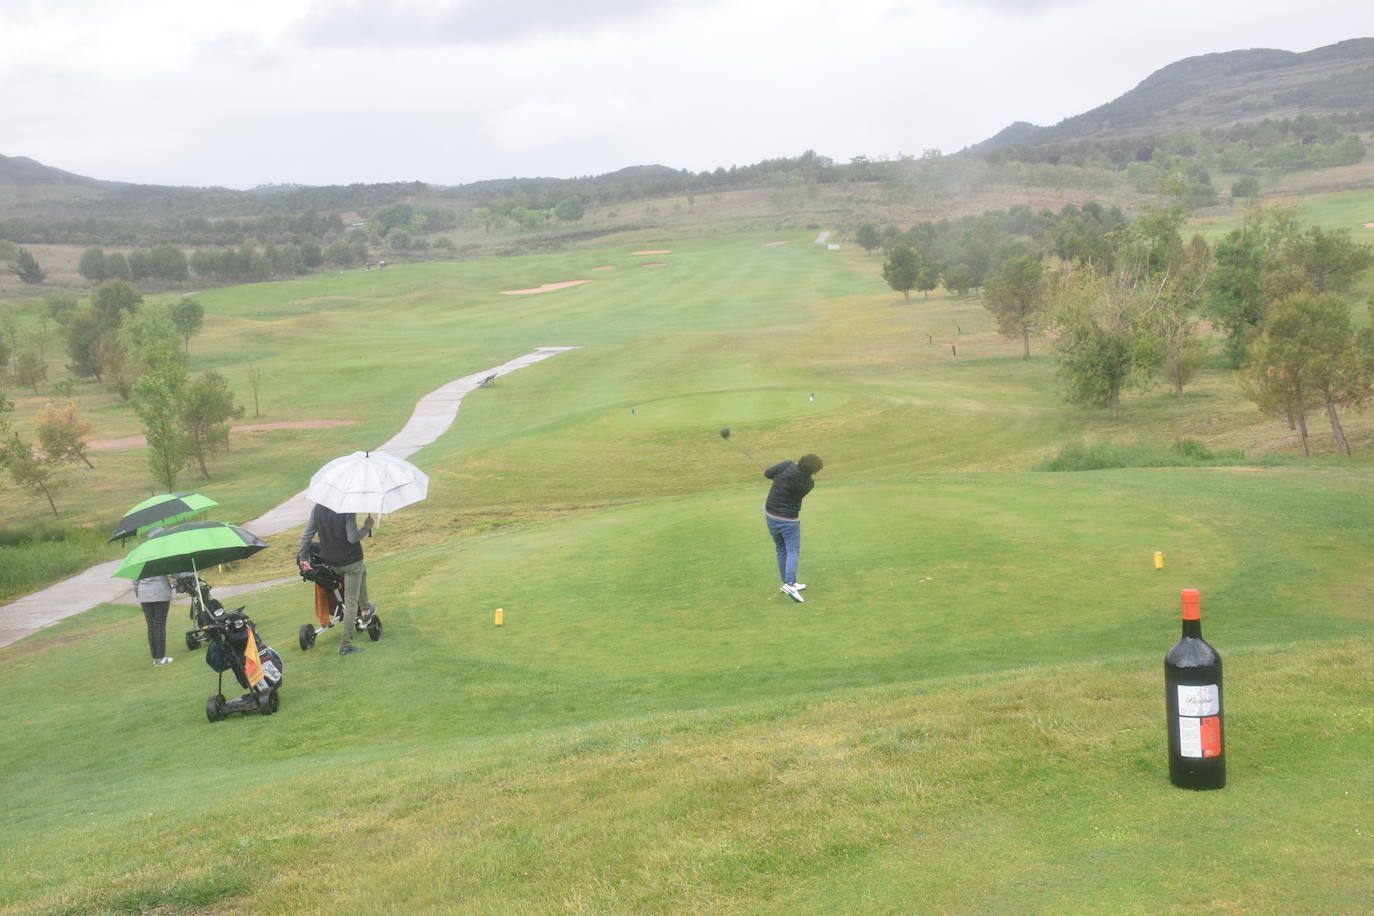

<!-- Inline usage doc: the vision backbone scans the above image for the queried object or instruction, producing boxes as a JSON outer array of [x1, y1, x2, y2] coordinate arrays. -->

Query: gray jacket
[[134, 575, 174, 603]]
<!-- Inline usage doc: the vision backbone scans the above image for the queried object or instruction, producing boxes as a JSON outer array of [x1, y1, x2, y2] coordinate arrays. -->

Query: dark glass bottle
[[1165, 588, 1225, 789]]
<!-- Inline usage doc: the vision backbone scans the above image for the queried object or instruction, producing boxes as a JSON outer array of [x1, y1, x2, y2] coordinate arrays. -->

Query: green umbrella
[[110, 492, 219, 543], [112, 521, 267, 579]]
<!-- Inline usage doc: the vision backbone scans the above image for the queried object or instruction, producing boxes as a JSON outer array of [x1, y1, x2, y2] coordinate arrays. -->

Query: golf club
[[719, 427, 764, 470]]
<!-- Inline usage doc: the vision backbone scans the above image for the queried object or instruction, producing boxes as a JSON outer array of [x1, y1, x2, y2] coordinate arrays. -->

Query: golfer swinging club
[[763, 453, 823, 603]]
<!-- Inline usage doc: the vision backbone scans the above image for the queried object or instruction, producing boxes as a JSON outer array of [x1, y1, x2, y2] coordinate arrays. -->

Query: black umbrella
[[110, 492, 218, 543], [112, 521, 267, 579]]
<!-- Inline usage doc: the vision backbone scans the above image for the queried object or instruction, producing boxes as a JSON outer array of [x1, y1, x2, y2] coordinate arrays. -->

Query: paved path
[[0, 347, 578, 648]]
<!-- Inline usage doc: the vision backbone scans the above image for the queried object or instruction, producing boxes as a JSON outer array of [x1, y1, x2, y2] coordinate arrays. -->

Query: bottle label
[[1176, 684, 1219, 717], [1178, 716, 1223, 758]]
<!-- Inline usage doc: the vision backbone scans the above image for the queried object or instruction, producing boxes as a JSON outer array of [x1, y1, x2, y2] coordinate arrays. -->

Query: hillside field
[[1, 231, 1372, 913]]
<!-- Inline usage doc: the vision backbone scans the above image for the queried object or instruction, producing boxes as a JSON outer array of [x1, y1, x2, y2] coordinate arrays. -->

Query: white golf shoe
[[781, 583, 805, 603]]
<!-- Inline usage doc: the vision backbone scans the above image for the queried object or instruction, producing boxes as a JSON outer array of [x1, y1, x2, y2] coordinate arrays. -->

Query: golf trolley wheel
[[186, 631, 201, 651], [259, 690, 279, 716], [298, 623, 316, 651], [367, 614, 383, 641], [206, 694, 227, 723]]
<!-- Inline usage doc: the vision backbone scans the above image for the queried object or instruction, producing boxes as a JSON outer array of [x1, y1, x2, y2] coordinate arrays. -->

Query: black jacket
[[764, 461, 814, 519], [300, 504, 366, 567]]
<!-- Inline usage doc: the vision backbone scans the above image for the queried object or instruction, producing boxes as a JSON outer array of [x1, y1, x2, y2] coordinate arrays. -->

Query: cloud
[[294, 0, 717, 47]]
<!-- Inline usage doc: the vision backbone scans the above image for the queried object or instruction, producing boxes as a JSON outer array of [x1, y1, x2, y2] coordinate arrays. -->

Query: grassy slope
[[2, 233, 1373, 913]]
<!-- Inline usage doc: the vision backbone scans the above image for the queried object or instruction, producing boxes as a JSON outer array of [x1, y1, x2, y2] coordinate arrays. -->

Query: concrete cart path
[[0, 347, 579, 649]]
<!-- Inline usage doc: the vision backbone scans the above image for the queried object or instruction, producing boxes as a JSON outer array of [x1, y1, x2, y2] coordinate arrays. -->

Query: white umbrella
[[305, 450, 429, 516]]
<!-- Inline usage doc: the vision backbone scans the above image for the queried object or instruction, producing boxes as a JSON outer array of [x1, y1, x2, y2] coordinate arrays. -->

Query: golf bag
[[203, 607, 283, 722], [176, 573, 225, 651], [296, 544, 383, 651]]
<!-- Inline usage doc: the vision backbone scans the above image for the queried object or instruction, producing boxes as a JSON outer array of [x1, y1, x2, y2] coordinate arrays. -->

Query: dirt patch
[[631, 249, 671, 255], [592, 265, 616, 271], [500, 280, 592, 295], [1364, 222, 1374, 228], [232, 419, 357, 433], [764, 241, 789, 246], [640, 262, 667, 268], [86, 419, 358, 451], [85, 435, 147, 452]]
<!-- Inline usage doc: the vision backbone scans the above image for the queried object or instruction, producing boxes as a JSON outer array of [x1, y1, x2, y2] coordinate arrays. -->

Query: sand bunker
[[86, 419, 358, 451], [592, 265, 616, 271], [500, 280, 592, 295], [640, 262, 667, 268], [1364, 222, 1374, 228], [631, 249, 671, 255], [764, 241, 789, 246]]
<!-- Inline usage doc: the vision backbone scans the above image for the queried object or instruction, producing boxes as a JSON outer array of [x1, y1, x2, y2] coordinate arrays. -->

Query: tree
[[942, 263, 976, 297], [1207, 206, 1374, 365], [134, 365, 187, 491], [0, 433, 65, 516], [78, 247, 108, 282], [1246, 294, 1370, 455], [914, 254, 940, 298], [982, 255, 1046, 358], [855, 223, 881, 254], [246, 362, 262, 418], [9, 248, 46, 284], [0, 332, 9, 375], [118, 301, 185, 379], [170, 298, 205, 354], [36, 400, 94, 469], [104, 252, 130, 280], [148, 245, 189, 281], [44, 293, 79, 326], [93, 279, 142, 327], [1230, 176, 1261, 199], [882, 245, 921, 302], [1051, 265, 1168, 419], [178, 371, 244, 478], [97, 334, 134, 400], [64, 310, 105, 381], [13, 349, 47, 394], [553, 196, 585, 222]]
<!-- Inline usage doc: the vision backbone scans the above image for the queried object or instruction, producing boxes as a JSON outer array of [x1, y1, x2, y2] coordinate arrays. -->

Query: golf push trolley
[[177, 573, 226, 652], [296, 546, 383, 651], [203, 605, 284, 722]]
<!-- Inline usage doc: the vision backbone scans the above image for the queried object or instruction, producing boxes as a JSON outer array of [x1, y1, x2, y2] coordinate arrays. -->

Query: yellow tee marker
[[494, 608, 504, 627], [1154, 551, 1164, 570]]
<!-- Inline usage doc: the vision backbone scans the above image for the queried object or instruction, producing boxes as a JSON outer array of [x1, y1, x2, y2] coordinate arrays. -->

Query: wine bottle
[[1165, 588, 1225, 789]]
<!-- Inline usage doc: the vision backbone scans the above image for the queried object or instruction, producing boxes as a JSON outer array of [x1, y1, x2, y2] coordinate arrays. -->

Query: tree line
[[876, 200, 1374, 448], [0, 281, 241, 514]]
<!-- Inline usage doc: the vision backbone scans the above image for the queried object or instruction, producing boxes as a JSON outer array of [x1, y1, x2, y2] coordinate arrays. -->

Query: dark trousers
[[141, 601, 170, 659]]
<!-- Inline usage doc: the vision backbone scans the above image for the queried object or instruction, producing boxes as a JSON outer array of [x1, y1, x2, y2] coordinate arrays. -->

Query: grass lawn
[[2, 231, 1372, 913]]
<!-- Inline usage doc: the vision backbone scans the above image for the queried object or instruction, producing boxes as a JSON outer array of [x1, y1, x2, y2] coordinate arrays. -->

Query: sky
[[2, 0, 1370, 190]]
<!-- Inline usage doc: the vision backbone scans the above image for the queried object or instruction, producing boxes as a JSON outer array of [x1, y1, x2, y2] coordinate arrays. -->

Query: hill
[[0, 154, 117, 189], [974, 37, 1374, 150]]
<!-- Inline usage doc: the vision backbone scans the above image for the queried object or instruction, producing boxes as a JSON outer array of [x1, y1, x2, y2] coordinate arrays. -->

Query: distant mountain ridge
[[0, 154, 120, 189], [3, 37, 1373, 213], [971, 36, 1374, 153]]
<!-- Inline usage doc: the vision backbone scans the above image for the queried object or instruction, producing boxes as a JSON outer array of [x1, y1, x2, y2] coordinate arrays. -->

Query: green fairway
[[2, 232, 1372, 913]]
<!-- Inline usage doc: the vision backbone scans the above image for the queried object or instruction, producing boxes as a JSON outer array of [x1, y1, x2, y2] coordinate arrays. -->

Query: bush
[[0, 524, 109, 603], [1037, 439, 1248, 471]]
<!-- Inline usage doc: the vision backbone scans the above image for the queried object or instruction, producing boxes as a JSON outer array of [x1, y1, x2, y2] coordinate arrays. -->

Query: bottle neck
[[1181, 618, 1203, 639]]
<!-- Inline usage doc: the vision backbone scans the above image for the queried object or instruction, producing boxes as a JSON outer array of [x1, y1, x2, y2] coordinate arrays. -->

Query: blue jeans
[[765, 513, 801, 584]]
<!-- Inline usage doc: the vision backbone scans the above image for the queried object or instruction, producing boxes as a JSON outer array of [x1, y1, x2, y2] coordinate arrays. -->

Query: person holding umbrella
[[298, 504, 374, 655], [134, 573, 176, 666]]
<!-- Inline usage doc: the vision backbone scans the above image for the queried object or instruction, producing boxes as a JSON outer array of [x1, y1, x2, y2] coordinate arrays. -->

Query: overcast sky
[[2, 0, 1369, 190]]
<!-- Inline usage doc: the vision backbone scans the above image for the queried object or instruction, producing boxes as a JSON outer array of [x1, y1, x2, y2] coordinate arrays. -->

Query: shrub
[[1037, 439, 1248, 471]]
